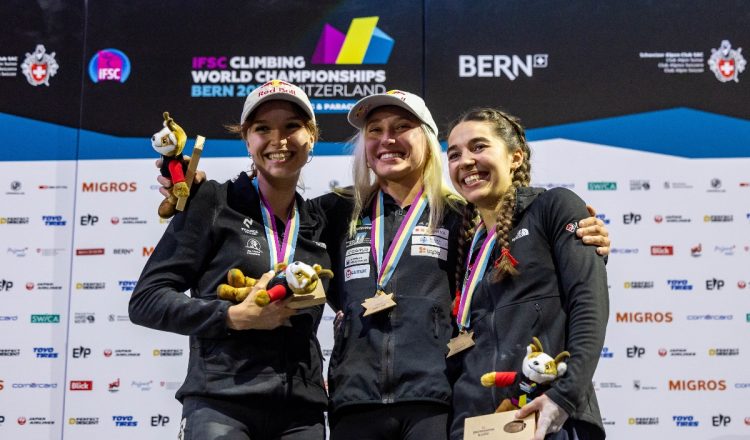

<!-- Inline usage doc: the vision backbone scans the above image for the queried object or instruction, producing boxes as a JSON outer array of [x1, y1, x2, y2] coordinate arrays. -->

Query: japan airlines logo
[[708, 40, 746, 82], [312, 17, 393, 64]]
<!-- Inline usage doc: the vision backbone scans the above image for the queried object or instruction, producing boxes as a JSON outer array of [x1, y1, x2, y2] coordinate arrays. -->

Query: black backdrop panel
[[81, 0, 423, 141], [425, 0, 750, 130]]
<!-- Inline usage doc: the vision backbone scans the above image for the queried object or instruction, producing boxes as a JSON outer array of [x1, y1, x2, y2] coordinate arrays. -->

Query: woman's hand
[[515, 394, 569, 440], [225, 271, 297, 330], [155, 156, 206, 199], [577, 205, 610, 256]]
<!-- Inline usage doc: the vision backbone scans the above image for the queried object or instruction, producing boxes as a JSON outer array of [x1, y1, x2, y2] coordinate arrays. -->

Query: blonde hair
[[345, 124, 460, 237]]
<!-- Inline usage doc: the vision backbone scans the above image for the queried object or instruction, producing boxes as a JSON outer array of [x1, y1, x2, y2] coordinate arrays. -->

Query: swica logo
[[88, 49, 131, 83], [668, 379, 726, 391], [312, 17, 393, 64]]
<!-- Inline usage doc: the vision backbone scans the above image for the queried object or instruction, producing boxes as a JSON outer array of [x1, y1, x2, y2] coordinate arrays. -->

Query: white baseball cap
[[240, 80, 315, 124], [347, 90, 438, 135]]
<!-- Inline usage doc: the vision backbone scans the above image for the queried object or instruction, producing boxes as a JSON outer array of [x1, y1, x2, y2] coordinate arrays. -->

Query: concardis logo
[[312, 17, 393, 64], [88, 49, 131, 83]]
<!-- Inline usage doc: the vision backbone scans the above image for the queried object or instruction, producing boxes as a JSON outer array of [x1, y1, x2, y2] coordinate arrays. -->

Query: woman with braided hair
[[446, 108, 608, 440]]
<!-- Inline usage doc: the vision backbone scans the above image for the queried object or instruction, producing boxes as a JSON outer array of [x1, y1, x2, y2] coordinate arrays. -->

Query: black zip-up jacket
[[129, 172, 329, 409], [450, 187, 609, 440], [310, 191, 461, 413]]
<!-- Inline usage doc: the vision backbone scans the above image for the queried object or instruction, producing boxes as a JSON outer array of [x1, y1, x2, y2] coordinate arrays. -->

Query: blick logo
[[312, 17, 393, 64]]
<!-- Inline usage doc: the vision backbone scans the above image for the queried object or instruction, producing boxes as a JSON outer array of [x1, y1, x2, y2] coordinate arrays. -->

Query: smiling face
[[245, 100, 314, 185], [447, 120, 524, 210], [364, 106, 428, 186]]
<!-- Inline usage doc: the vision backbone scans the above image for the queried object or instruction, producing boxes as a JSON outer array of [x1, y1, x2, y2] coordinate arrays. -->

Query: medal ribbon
[[456, 223, 497, 330], [371, 188, 428, 291], [252, 178, 299, 270]]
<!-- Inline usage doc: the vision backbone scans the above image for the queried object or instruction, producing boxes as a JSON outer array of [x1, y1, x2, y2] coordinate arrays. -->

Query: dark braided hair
[[454, 202, 479, 292], [450, 108, 532, 284]]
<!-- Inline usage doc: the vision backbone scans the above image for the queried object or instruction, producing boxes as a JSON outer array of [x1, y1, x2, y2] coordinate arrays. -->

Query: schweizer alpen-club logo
[[21, 44, 59, 86], [708, 40, 746, 83]]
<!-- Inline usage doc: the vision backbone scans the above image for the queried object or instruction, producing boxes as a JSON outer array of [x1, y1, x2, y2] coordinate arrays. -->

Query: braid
[[449, 107, 532, 283]]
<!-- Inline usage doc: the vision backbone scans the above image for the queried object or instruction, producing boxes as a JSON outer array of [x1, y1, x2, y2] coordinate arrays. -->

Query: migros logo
[[668, 379, 726, 391], [312, 17, 393, 65], [81, 182, 137, 192], [616, 312, 673, 323]]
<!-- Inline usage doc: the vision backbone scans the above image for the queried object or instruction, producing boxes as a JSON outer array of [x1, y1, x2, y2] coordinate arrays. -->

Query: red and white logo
[[654, 215, 663, 223], [739, 281, 747, 289], [103, 349, 112, 357], [69, 380, 93, 391], [658, 348, 668, 357], [18, 417, 27, 425], [651, 245, 674, 256], [708, 40, 746, 83], [111, 217, 120, 225], [20, 45, 59, 86], [26, 282, 34, 290]]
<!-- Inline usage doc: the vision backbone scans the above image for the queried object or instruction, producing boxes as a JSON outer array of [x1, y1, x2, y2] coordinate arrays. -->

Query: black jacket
[[310, 191, 461, 413], [450, 187, 609, 440], [129, 172, 329, 408]]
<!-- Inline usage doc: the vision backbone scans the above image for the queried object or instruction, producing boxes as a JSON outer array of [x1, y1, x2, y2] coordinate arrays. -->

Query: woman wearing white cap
[[130, 80, 330, 440], [310, 91, 610, 440]]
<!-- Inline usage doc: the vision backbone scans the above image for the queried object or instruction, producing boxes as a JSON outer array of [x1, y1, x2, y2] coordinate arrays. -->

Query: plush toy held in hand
[[217, 261, 333, 309], [480, 337, 570, 412], [151, 112, 206, 219]]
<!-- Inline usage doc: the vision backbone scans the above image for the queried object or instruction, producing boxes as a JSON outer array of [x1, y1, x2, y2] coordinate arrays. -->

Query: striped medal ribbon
[[252, 178, 299, 270]]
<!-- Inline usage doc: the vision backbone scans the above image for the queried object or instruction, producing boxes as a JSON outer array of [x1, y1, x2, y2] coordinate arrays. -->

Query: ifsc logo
[[88, 49, 131, 83]]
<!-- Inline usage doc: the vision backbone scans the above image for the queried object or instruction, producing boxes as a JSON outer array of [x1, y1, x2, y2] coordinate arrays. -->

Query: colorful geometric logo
[[88, 49, 131, 83], [312, 17, 393, 64]]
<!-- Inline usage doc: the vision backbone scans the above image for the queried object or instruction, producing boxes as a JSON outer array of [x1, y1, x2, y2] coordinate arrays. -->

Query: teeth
[[464, 174, 481, 185], [267, 152, 291, 161], [380, 152, 403, 159]]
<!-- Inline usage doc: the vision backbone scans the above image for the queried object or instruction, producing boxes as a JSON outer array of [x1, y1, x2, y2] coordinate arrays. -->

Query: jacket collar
[[513, 187, 546, 224]]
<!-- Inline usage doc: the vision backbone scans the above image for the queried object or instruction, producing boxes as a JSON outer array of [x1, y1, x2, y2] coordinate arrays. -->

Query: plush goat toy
[[217, 261, 333, 308], [480, 337, 570, 412]]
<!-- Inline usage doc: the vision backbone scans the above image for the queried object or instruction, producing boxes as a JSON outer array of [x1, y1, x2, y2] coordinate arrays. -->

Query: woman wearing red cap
[[130, 80, 330, 440]]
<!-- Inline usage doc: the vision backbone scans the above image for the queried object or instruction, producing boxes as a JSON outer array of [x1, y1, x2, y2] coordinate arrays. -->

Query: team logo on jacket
[[708, 40, 746, 82], [564, 222, 578, 233], [245, 238, 261, 255], [21, 45, 59, 86], [241, 218, 258, 235], [512, 228, 529, 242]]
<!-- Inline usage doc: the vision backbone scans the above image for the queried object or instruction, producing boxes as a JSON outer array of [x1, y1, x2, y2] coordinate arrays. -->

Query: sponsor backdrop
[[1, 1, 748, 439]]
